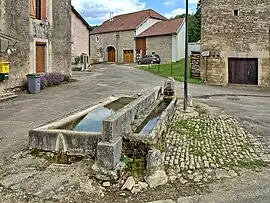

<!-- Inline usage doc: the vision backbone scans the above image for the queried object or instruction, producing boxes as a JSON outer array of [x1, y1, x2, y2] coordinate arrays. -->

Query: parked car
[[137, 54, 161, 65]]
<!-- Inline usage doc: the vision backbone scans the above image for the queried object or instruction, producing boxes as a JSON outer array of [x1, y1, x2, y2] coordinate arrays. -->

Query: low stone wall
[[29, 130, 100, 156], [148, 97, 177, 143], [102, 86, 162, 142]]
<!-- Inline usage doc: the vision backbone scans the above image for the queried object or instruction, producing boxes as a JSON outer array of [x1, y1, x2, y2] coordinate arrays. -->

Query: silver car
[[137, 54, 161, 65]]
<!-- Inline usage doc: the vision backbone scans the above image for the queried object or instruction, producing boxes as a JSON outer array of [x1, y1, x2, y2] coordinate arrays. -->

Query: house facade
[[71, 6, 91, 63], [90, 9, 185, 64], [201, 0, 270, 86], [136, 18, 186, 64], [0, 0, 71, 91]]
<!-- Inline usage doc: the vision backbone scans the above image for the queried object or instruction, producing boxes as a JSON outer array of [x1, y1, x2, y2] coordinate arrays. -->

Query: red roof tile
[[90, 9, 167, 34], [136, 18, 184, 38]]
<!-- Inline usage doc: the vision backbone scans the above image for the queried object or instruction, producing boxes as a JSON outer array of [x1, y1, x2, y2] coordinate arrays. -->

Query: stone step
[[0, 93, 18, 103]]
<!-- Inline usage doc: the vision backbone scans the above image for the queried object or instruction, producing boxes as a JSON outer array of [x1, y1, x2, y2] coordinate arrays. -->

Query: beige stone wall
[[71, 11, 89, 59], [201, 0, 270, 85], [0, 0, 71, 91], [146, 35, 172, 64], [90, 30, 135, 63]]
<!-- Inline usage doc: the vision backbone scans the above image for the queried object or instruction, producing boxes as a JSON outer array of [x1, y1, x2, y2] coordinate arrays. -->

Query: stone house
[[90, 9, 186, 64], [201, 0, 270, 86], [71, 6, 91, 63], [0, 0, 71, 91]]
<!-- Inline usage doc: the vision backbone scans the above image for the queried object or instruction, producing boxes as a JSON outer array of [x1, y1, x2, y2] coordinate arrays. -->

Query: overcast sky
[[71, 0, 199, 26]]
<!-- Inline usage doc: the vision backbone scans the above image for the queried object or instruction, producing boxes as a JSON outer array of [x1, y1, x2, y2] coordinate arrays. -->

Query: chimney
[[111, 12, 114, 21]]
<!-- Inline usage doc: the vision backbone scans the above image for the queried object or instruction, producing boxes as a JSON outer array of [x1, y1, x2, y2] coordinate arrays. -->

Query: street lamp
[[183, 0, 189, 110]]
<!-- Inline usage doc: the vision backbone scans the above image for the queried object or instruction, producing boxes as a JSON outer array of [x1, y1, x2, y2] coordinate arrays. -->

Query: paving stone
[[0, 171, 37, 188], [148, 200, 175, 203], [216, 169, 231, 179]]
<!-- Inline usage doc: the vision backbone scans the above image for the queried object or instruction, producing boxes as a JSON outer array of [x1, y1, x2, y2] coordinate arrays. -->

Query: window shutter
[[29, 0, 36, 18], [41, 0, 47, 21]]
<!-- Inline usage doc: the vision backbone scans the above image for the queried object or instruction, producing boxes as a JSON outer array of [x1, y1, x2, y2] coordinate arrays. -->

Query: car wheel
[[150, 60, 154, 64], [138, 61, 141, 65]]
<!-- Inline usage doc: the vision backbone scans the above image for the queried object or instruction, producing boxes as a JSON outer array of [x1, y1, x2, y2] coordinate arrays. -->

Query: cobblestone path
[[164, 107, 269, 183]]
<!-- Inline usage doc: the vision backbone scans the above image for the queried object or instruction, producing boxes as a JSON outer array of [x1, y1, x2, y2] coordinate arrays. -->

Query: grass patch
[[138, 58, 202, 84]]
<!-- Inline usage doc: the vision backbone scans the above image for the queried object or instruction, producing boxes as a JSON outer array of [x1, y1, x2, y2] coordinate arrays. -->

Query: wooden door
[[228, 58, 258, 85], [136, 38, 146, 57], [107, 47, 115, 63], [123, 50, 134, 63], [36, 43, 45, 73]]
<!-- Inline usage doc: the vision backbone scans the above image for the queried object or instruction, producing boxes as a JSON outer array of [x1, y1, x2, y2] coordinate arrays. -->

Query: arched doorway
[[107, 46, 116, 63]]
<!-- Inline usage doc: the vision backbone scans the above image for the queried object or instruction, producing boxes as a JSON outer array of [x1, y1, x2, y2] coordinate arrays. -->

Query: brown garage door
[[136, 38, 146, 56], [228, 58, 258, 85], [36, 43, 46, 73], [123, 50, 134, 63]]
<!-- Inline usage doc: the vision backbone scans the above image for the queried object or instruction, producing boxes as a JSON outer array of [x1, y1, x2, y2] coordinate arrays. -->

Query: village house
[[71, 6, 91, 65], [0, 0, 71, 91], [90, 9, 186, 64], [201, 0, 270, 86]]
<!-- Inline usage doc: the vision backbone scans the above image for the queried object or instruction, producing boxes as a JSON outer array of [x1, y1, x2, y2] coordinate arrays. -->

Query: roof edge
[[90, 28, 135, 35], [71, 6, 92, 31]]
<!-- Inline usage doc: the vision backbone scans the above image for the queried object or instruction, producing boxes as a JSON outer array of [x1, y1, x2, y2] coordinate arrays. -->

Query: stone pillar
[[96, 137, 122, 170]]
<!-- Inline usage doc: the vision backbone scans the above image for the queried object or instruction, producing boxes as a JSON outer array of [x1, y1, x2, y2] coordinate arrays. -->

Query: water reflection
[[74, 107, 113, 132]]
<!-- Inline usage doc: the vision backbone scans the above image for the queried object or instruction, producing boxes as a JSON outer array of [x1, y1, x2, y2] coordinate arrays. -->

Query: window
[[36, 0, 41, 20], [30, 0, 46, 21], [96, 36, 99, 42], [234, 10, 239, 16]]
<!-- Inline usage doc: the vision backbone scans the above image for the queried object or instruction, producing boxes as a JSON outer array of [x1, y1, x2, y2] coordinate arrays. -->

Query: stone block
[[96, 137, 122, 170], [146, 149, 165, 175]]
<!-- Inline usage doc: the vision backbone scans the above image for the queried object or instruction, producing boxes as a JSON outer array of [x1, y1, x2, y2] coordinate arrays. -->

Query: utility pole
[[183, 0, 189, 110]]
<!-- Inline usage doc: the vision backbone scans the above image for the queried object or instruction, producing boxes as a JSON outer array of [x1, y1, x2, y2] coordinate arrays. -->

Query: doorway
[[36, 43, 46, 73], [107, 46, 116, 63], [228, 58, 258, 85]]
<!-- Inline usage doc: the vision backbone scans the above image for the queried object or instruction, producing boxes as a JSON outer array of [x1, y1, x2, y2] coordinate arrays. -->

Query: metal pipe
[[184, 0, 189, 110]]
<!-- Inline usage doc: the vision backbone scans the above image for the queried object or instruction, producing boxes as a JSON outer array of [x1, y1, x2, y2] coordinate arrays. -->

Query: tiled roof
[[136, 18, 184, 38], [90, 9, 167, 34]]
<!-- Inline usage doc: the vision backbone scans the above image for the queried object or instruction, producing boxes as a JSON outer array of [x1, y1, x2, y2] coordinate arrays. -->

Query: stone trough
[[29, 96, 136, 157], [29, 79, 177, 183]]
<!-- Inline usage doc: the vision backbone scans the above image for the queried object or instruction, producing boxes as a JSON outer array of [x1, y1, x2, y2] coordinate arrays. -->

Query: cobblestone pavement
[[164, 106, 270, 184]]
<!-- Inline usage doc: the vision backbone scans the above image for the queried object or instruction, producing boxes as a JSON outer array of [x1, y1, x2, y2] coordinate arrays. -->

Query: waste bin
[[27, 74, 41, 94]]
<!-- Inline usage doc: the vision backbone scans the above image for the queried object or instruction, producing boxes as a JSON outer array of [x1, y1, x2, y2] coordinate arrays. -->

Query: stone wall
[[90, 30, 135, 63], [51, 0, 71, 74], [201, 0, 270, 85], [71, 11, 89, 60], [0, 0, 71, 91], [146, 35, 172, 64], [0, 0, 30, 91]]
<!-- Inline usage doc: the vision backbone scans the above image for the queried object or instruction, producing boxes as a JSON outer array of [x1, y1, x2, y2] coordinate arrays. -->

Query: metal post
[[184, 0, 189, 111]]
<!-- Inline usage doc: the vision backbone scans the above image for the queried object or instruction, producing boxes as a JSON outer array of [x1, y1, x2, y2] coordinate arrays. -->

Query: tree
[[172, 0, 201, 42], [171, 14, 198, 42], [194, 0, 201, 41]]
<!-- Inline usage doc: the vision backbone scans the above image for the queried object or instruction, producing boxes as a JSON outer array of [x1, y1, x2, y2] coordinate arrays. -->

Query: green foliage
[[139, 59, 202, 84], [172, 0, 201, 42]]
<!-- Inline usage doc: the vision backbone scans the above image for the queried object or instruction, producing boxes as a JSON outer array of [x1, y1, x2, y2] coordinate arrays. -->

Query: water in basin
[[74, 107, 113, 132], [136, 101, 170, 135], [59, 97, 135, 132]]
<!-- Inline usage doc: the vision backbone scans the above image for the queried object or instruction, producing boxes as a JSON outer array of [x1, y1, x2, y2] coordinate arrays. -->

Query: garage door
[[123, 50, 134, 63], [228, 58, 258, 85]]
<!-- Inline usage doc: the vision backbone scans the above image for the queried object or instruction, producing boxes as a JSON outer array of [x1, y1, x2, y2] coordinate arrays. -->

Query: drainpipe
[[116, 32, 119, 64]]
